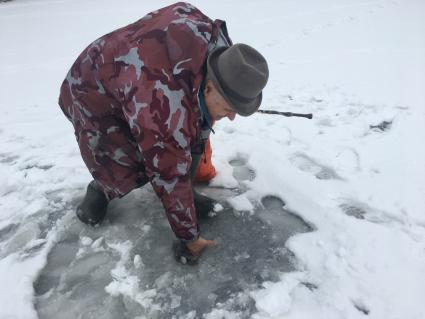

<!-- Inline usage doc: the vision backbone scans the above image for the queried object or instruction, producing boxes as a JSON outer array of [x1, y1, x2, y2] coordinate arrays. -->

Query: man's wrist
[[179, 232, 200, 244]]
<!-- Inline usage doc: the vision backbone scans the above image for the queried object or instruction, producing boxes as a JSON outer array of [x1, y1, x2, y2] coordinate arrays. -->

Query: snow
[[227, 194, 255, 212], [1, 0, 425, 318]]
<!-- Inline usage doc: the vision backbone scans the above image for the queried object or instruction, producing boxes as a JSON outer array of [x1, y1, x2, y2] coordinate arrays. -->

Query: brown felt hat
[[207, 43, 269, 116]]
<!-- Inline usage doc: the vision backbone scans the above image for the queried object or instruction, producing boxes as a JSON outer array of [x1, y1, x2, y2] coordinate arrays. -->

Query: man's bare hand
[[173, 236, 216, 265], [186, 236, 217, 257]]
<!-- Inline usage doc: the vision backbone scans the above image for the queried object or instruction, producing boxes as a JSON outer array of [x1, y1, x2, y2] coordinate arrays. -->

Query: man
[[59, 2, 268, 264]]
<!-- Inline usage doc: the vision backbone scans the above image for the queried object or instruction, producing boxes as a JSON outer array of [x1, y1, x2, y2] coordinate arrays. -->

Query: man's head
[[206, 43, 269, 120]]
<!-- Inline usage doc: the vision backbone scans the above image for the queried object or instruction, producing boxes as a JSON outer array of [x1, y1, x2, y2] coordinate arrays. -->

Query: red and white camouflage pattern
[[58, 2, 232, 241]]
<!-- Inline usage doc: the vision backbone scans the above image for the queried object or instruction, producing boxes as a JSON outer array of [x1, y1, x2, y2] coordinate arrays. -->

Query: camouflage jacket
[[59, 2, 232, 241]]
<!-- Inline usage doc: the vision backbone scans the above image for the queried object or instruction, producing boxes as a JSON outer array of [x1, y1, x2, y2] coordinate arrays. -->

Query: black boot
[[76, 181, 109, 226], [193, 190, 216, 219]]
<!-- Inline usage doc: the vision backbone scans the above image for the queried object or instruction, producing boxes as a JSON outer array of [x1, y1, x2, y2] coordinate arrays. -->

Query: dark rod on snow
[[257, 110, 313, 119]]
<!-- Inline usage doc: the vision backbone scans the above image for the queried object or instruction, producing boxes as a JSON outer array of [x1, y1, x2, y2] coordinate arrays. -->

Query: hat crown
[[207, 43, 269, 116], [217, 44, 269, 100]]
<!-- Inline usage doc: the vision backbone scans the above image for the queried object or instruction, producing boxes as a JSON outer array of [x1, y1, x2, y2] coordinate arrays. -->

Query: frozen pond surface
[[1, 1, 424, 318], [34, 163, 312, 318]]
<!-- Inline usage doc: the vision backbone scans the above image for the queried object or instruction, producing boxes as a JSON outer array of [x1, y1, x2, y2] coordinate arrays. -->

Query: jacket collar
[[198, 79, 214, 132]]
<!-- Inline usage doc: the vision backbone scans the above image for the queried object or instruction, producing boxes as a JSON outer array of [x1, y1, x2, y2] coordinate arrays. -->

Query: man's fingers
[[204, 239, 217, 247], [198, 237, 217, 249], [186, 236, 217, 256]]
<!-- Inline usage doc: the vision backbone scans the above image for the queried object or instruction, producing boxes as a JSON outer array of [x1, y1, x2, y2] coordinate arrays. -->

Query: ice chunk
[[227, 194, 254, 212], [213, 203, 224, 212], [80, 236, 93, 246], [133, 254, 143, 269]]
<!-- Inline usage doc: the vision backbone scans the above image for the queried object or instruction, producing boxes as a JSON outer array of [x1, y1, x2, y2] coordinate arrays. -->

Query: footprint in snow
[[289, 153, 340, 180], [339, 201, 406, 227], [0, 153, 19, 164], [229, 155, 256, 183], [340, 203, 367, 220]]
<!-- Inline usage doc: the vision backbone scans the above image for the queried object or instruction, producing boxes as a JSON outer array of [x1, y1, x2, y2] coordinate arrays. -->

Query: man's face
[[204, 80, 236, 121]]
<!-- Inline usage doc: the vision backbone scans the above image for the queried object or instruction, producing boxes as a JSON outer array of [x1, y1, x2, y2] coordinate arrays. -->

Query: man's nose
[[227, 112, 236, 121]]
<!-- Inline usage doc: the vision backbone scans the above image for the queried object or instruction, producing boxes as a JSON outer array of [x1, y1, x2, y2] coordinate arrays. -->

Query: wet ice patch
[[33, 186, 312, 318], [34, 234, 80, 296], [259, 196, 313, 241], [34, 232, 123, 318]]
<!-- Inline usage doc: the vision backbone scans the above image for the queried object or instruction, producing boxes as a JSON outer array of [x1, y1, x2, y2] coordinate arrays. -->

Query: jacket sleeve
[[137, 109, 199, 243], [120, 78, 199, 242]]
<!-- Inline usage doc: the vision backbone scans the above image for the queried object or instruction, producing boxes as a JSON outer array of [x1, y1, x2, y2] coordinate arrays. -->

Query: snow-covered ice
[[1, 0, 425, 318]]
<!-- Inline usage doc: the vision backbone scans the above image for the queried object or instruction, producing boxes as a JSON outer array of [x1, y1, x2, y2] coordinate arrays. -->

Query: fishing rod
[[257, 109, 313, 119]]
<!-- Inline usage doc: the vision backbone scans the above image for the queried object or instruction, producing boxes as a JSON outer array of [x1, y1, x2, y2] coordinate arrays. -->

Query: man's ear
[[204, 80, 214, 96]]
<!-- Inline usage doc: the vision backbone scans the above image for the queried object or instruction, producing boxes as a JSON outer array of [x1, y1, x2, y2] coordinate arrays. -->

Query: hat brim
[[207, 46, 262, 117]]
